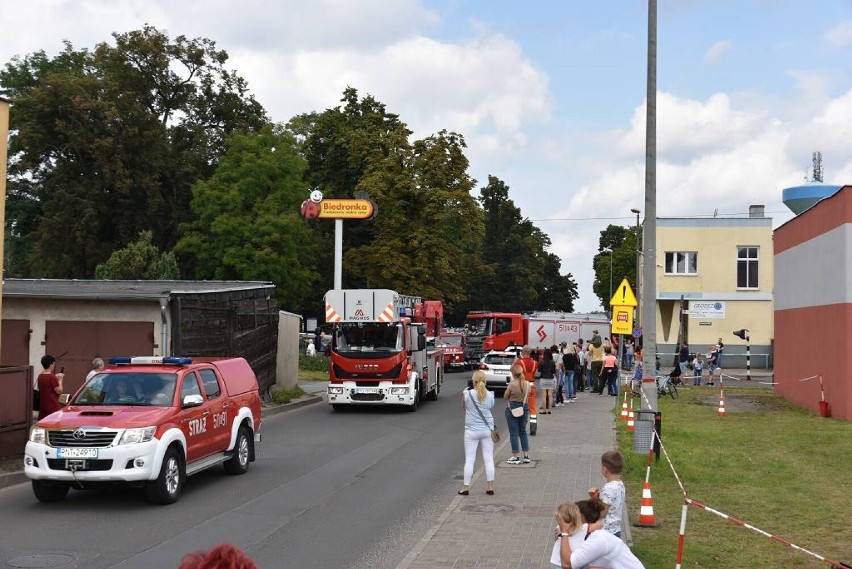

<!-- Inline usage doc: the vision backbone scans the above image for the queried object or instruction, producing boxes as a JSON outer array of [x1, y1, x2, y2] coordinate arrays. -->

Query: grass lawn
[[618, 386, 852, 569]]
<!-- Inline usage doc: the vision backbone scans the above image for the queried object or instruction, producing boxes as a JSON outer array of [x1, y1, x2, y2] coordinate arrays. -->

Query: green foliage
[[1, 26, 267, 278], [175, 124, 319, 311], [462, 176, 578, 317], [95, 230, 180, 279], [299, 354, 330, 373], [270, 386, 305, 405], [618, 388, 852, 568], [593, 224, 640, 309]]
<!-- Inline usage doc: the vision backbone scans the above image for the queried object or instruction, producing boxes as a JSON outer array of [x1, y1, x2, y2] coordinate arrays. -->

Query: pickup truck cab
[[24, 356, 262, 504]]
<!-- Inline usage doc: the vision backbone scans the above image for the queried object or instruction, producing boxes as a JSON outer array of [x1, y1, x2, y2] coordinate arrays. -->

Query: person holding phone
[[37, 355, 65, 419]]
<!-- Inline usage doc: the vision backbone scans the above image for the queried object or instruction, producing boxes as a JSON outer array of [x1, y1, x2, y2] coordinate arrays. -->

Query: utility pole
[[631, 207, 641, 332], [641, 0, 658, 412]]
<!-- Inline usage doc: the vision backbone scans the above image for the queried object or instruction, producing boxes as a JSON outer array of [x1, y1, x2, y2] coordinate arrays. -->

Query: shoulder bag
[[510, 380, 529, 418], [468, 390, 499, 442]]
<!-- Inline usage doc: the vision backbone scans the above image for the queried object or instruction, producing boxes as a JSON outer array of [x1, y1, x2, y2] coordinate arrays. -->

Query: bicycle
[[657, 375, 679, 399]]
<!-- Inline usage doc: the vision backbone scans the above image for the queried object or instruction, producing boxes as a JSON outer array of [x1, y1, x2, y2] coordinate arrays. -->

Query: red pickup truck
[[24, 356, 262, 504]]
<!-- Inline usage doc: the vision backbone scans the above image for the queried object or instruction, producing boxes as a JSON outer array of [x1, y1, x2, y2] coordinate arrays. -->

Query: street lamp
[[630, 208, 641, 332]]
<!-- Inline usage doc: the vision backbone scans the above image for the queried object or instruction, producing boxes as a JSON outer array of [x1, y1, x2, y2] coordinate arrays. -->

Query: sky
[[3, 0, 852, 311]]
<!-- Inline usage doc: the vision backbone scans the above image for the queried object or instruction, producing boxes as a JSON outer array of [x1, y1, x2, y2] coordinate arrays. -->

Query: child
[[588, 450, 625, 537], [555, 362, 566, 407], [692, 353, 703, 386]]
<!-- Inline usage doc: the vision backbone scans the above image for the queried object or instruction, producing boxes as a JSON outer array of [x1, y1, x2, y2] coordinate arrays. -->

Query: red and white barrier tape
[[720, 372, 776, 385], [627, 386, 849, 568]]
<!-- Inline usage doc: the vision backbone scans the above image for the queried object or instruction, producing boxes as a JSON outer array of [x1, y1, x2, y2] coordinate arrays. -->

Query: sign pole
[[334, 218, 343, 289]]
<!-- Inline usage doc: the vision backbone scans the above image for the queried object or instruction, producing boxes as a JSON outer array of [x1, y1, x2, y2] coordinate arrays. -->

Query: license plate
[[57, 448, 98, 459], [352, 387, 380, 394]]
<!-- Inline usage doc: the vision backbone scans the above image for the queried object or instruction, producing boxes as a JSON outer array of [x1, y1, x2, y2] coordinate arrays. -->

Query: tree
[[349, 130, 485, 310], [287, 87, 413, 293], [95, 231, 179, 280], [1, 26, 267, 278], [175, 125, 319, 311], [465, 176, 578, 315], [592, 224, 639, 309]]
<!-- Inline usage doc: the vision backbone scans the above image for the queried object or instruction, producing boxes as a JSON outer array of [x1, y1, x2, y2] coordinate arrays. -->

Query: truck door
[[198, 368, 231, 453], [178, 372, 212, 462]]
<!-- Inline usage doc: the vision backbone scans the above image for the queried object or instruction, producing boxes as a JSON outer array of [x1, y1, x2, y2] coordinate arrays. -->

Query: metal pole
[[631, 208, 641, 339], [641, 0, 658, 412], [609, 252, 613, 316], [334, 218, 343, 289], [746, 331, 751, 381]]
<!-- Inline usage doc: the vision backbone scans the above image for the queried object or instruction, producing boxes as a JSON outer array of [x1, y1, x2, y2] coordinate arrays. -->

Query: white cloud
[[824, 20, 852, 47], [703, 39, 733, 65]]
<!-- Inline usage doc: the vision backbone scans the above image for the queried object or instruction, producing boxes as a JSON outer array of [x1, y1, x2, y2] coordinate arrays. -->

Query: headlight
[[328, 387, 344, 394], [390, 387, 409, 395], [119, 427, 157, 445], [29, 426, 46, 444]]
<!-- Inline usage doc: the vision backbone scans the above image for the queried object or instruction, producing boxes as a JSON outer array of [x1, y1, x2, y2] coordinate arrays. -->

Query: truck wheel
[[146, 447, 183, 505], [32, 481, 69, 502], [425, 379, 439, 401], [224, 425, 251, 475], [407, 383, 420, 412]]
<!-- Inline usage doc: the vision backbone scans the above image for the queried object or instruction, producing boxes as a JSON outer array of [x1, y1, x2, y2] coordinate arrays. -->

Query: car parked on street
[[478, 350, 517, 392]]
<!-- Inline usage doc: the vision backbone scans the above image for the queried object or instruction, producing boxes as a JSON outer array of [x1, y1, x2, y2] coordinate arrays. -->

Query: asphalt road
[[0, 372, 476, 569]]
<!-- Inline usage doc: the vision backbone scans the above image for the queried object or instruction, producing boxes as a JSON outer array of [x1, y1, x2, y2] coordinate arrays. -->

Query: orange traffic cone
[[620, 391, 628, 421], [627, 398, 635, 431], [635, 481, 659, 527], [718, 395, 726, 417]]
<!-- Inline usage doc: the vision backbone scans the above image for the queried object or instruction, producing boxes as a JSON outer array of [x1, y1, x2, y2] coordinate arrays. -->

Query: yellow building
[[653, 206, 774, 368]]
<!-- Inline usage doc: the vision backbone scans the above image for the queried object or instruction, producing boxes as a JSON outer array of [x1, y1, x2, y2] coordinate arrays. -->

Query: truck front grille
[[48, 430, 118, 448], [47, 459, 113, 471], [351, 393, 385, 402]]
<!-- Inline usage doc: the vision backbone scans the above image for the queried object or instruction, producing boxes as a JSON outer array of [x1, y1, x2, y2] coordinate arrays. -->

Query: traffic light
[[733, 329, 749, 340]]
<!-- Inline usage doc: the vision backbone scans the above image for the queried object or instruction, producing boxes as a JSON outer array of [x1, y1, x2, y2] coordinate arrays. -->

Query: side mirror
[[182, 394, 204, 408], [418, 334, 426, 351]]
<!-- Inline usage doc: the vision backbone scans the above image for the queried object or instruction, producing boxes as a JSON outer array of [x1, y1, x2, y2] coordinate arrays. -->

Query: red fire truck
[[325, 289, 444, 412], [463, 311, 611, 364]]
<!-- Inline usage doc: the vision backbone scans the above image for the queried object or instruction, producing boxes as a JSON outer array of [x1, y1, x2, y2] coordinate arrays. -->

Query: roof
[[1, 279, 275, 302]]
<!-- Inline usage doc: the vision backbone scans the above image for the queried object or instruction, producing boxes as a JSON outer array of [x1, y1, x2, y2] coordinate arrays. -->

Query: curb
[[0, 393, 326, 491]]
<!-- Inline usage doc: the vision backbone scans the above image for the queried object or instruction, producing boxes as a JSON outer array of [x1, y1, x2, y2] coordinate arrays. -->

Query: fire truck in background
[[325, 289, 444, 412], [413, 300, 444, 338], [464, 311, 611, 365]]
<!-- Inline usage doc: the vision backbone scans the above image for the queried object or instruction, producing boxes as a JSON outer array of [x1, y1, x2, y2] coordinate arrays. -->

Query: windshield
[[437, 335, 463, 347], [464, 317, 492, 337], [333, 322, 404, 355], [484, 354, 515, 366], [71, 372, 177, 407]]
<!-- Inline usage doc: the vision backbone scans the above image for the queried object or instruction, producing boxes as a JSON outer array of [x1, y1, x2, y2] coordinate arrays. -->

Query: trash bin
[[632, 409, 661, 458]]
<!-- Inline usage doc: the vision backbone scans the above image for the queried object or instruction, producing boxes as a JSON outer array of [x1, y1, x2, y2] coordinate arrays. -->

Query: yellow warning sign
[[611, 306, 634, 335], [609, 278, 638, 307]]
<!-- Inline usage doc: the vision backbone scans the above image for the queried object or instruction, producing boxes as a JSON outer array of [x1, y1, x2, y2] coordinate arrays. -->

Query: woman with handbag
[[460, 370, 496, 495], [503, 364, 531, 465]]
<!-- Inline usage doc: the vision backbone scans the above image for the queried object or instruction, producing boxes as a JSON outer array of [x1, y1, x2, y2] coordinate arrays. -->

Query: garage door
[[1, 319, 31, 366], [45, 321, 155, 394]]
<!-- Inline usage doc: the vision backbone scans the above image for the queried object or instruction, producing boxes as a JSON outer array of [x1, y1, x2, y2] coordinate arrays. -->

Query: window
[[664, 251, 698, 275], [737, 246, 759, 288], [181, 373, 203, 400], [199, 369, 221, 399], [495, 317, 513, 334]]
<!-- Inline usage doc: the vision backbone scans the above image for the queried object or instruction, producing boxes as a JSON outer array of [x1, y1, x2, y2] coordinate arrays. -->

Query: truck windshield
[[71, 373, 177, 406], [437, 335, 462, 347], [333, 322, 404, 355], [464, 317, 492, 337]]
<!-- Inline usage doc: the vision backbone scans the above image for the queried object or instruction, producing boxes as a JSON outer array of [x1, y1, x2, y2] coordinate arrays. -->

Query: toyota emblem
[[72, 428, 86, 440]]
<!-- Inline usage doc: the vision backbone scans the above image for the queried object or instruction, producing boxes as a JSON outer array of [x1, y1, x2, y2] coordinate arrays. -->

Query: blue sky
[[3, 1, 852, 311]]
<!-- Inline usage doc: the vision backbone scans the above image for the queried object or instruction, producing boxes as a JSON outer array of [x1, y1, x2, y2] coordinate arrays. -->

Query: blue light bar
[[108, 356, 193, 366]]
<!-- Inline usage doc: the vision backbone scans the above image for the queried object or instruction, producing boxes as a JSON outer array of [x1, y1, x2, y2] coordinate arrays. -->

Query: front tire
[[146, 447, 183, 504], [32, 481, 69, 502], [407, 382, 420, 412], [224, 425, 251, 475]]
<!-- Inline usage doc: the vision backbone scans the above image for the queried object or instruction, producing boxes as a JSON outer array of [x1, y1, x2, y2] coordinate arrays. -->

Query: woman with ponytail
[[459, 370, 496, 495], [550, 498, 645, 568]]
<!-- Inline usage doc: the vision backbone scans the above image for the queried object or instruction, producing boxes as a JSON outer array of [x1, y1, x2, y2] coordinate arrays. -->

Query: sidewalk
[[397, 389, 622, 569]]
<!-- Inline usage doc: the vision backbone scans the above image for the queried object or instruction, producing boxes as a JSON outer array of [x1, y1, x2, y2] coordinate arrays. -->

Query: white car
[[478, 351, 517, 391]]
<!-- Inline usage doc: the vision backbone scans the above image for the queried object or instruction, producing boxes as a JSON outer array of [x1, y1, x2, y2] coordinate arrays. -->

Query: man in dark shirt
[[678, 343, 690, 375], [37, 354, 65, 419]]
